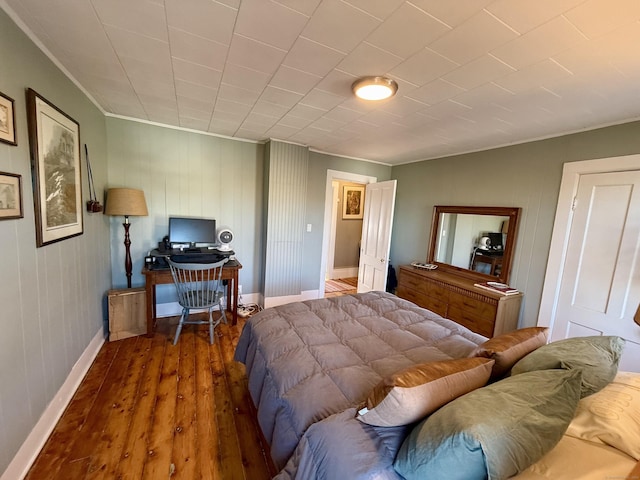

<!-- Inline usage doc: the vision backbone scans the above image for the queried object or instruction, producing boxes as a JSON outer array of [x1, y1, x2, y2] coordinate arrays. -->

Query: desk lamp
[[105, 188, 148, 288]]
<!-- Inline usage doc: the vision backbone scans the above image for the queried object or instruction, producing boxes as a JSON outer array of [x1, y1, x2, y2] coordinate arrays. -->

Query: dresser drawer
[[399, 269, 429, 295], [396, 286, 448, 317], [448, 292, 497, 337]]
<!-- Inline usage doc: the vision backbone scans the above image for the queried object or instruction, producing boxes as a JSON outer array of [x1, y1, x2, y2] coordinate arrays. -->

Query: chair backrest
[[168, 257, 228, 309]]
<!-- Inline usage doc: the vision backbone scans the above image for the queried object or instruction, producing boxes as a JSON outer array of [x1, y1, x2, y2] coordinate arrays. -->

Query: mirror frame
[[427, 205, 521, 284]]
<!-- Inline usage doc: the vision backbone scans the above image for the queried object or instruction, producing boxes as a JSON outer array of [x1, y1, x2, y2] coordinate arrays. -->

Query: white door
[[357, 180, 397, 293], [549, 170, 640, 371]]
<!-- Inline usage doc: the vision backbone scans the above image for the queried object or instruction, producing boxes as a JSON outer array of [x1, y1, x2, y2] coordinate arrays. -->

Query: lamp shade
[[105, 188, 148, 217]]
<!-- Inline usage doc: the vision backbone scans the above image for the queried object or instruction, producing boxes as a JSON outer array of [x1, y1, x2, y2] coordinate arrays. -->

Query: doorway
[[320, 170, 376, 298], [539, 155, 640, 372]]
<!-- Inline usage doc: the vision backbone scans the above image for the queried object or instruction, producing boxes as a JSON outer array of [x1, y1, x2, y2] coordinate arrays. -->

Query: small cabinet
[[397, 266, 522, 337]]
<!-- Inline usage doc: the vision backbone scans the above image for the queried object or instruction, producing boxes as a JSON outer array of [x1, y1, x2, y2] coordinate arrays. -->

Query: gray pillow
[[510, 335, 625, 398], [393, 369, 583, 480]]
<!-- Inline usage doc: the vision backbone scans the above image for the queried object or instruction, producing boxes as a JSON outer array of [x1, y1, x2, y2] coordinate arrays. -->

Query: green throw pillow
[[510, 336, 625, 398], [394, 369, 583, 480]]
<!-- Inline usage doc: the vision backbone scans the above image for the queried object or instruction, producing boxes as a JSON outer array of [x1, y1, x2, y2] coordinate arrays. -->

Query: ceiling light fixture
[[352, 76, 398, 101]]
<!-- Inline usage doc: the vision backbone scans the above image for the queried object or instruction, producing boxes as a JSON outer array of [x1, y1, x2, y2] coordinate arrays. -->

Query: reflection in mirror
[[435, 213, 509, 277], [428, 206, 520, 284]]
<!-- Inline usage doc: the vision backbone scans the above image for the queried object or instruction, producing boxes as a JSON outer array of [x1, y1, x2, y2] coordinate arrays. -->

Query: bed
[[234, 291, 638, 479]]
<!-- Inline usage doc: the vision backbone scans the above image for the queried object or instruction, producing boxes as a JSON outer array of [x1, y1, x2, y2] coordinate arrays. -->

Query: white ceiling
[[4, 0, 640, 165]]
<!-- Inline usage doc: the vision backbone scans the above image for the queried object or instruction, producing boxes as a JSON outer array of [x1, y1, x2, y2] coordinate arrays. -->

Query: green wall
[[302, 151, 392, 290], [390, 121, 640, 327], [106, 118, 265, 303], [0, 8, 110, 475]]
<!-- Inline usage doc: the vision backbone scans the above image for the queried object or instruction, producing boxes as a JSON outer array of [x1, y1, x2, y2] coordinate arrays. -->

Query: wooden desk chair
[[168, 257, 228, 345]]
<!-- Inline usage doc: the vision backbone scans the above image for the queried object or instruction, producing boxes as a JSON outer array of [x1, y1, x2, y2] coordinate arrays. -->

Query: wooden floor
[[26, 315, 275, 480], [324, 277, 357, 298]]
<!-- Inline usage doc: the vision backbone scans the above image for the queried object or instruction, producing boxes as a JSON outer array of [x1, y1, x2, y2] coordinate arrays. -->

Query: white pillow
[[565, 371, 640, 460]]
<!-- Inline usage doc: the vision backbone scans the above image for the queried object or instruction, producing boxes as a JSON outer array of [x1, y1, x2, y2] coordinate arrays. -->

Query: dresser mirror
[[427, 206, 521, 284]]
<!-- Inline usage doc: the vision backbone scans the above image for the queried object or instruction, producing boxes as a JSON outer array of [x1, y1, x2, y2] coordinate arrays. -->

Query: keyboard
[[170, 253, 226, 264]]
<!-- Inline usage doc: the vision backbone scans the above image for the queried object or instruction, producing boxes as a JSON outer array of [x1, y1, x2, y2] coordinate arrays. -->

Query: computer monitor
[[487, 232, 504, 250], [168, 217, 216, 247]]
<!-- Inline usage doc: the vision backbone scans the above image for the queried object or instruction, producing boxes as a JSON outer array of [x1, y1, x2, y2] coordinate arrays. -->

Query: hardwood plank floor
[[25, 315, 275, 480]]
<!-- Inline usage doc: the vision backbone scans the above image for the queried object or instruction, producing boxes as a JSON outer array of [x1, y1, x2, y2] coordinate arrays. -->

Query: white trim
[[155, 292, 263, 318], [329, 267, 359, 280], [327, 181, 339, 280], [264, 290, 319, 309], [319, 170, 376, 298], [1, 329, 105, 480], [105, 114, 262, 144], [537, 154, 640, 334]]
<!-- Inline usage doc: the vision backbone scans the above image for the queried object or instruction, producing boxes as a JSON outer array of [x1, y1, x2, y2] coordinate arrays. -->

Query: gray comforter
[[233, 291, 486, 471]]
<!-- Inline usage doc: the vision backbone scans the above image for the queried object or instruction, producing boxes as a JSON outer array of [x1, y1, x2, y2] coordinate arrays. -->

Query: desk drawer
[[396, 286, 448, 317]]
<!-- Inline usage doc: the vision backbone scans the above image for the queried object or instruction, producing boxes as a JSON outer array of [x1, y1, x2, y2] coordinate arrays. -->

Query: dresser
[[396, 265, 522, 338]]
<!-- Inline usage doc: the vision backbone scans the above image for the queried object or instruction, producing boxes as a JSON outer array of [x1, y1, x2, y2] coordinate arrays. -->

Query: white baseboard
[[155, 292, 263, 318], [328, 267, 358, 280], [1, 329, 105, 480], [264, 290, 319, 309]]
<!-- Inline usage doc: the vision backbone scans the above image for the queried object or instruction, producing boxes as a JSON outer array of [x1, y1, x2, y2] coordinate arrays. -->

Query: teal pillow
[[510, 336, 625, 398], [393, 369, 582, 480]]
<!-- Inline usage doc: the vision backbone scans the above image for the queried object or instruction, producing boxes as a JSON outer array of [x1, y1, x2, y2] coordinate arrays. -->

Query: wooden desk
[[141, 259, 242, 336], [471, 252, 503, 276]]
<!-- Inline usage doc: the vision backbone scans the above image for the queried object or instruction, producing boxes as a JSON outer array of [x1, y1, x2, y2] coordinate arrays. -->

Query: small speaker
[[217, 227, 234, 251]]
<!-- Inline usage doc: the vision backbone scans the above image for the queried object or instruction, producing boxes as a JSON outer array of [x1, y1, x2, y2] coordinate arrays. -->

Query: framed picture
[[342, 185, 365, 219], [0, 172, 23, 220], [0, 91, 17, 146], [26, 88, 83, 247]]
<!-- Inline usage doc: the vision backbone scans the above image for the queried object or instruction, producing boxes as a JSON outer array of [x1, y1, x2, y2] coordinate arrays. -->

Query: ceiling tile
[[92, 0, 168, 42], [301, 0, 380, 53], [452, 82, 514, 108], [286, 104, 326, 121], [282, 37, 345, 76], [105, 25, 170, 64], [119, 55, 173, 83], [429, 10, 519, 65], [271, 0, 322, 17], [175, 79, 218, 103], [494, 59, 573, 94], [265, 123, 302, 139], [172, 58, 223, 87], [250, 101, 291, 118], [378, 96, 429, 116], [226, 34, 287, 75], [409, 0, 494, 27], [566, 0, 640, 39], [487, 0, 585, 34], [168, 28, 229, 70], [217, 84, 262, 106], [336, 42, 403, 77], [366, 3, 450, 58], [341, 0, 405, 21], [221, 64, 271, 93], [278, 113, 314, 129], [443, 54, 515, 90], [177, 95, 215, 114], [300, 89, 344, 111], [269, 66, 322, 95], [180, 116, 210, 130], [259, 86, 304, 108], [390, 48, 459, 86], [407, 79, 466, 105], [166, 0, 237, 45], [322, 106, 364, 123], [235, 0, 309, 50], [313, 70, 357, 97], [491, 17, 587, 70]]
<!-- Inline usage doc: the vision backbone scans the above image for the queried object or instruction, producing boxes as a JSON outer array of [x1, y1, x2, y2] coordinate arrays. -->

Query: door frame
[[319, 170, 376, 298], [538, 154, 640, 333]]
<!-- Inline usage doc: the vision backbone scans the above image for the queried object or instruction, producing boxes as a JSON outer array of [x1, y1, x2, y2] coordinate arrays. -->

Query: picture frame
[[342, 185, 365, 220], [26, 88, 83, 247], [0, 172, 23, 220], [0, 91, 17, 146]]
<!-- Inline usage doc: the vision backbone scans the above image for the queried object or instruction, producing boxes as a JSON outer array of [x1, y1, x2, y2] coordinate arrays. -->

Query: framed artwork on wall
[[0, 91, 17, 146], [342, 185, 365, 220], [26, 88, 83, 247], [0, 172, 23, 220]]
